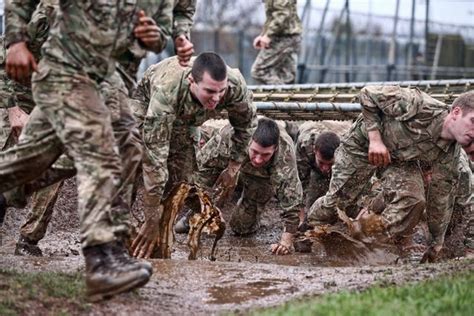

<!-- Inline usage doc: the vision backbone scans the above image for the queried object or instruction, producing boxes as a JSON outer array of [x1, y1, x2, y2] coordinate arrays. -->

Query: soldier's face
[[248, 140, 276, 168], [451, 107, 474, 146], [189, 72, 228, 110], [314, 150, 334, 176]]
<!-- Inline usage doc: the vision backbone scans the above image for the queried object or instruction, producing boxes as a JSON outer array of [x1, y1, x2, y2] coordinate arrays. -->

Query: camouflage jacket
[[262, 0, 302, 37], [133, 56, 256, 203], [117, 0, 196, 78], [350, 85, 461, 245], [295, 122, 331, 207], [197, 123, 302, 231], [6, 0, 138, 81]]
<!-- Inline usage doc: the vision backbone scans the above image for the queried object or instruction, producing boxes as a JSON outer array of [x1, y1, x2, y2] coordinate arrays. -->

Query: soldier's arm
[[295, 140, 312, 204], [273, 138, 303, 234], [226, 74, 257, 165], [5, 0, 40, 48], [263, 0, 292, 37], [172, 0, 196, 41]]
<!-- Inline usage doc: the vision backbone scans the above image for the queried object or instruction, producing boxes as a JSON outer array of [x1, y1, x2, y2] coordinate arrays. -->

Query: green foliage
[[254, 272, 474, 316], [0, 269, 90, 315]]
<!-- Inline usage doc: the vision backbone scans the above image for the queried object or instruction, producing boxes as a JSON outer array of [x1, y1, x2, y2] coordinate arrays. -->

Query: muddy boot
[[15, 236, 43, 257], [175, 209, 192, 234], [83, 241, 152, 302], [110, 240, 153, 274]]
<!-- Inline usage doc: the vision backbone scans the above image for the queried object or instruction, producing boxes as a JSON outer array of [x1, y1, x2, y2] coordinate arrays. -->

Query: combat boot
[[83, 241, 152, 302], [15, 236, 43, 257], [110, 240, 153, 274]]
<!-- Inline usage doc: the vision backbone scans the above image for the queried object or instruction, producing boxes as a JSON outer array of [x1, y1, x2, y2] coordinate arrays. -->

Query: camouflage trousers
[[0, 60, 142, 248], [251, 34, 301, 85], [196, 168, 275, 235], [308, 144, 428, 239]]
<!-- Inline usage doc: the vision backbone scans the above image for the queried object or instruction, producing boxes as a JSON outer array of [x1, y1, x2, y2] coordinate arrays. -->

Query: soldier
[[194, 117, 302, 255], [2, 0, 154, 301], [295, 122, 340, 230], [251, 0, 302, 85], [12, 0, 197, 257], [309, 86, 474, 263], [130, 52, 256, 259]]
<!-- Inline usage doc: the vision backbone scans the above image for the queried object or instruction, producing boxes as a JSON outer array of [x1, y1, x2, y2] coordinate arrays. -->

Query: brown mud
[[1, 178, 472, 314]]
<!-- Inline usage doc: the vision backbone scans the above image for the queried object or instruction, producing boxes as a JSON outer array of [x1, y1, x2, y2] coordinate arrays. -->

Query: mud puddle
[[0, 180, 472, 314]]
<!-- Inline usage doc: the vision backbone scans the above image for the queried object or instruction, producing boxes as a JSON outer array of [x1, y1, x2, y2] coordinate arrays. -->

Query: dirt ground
[[1, 177, 473, 315]]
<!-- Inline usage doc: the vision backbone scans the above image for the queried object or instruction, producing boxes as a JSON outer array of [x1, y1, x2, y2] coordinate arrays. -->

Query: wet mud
[[0, 178, 472, 314]]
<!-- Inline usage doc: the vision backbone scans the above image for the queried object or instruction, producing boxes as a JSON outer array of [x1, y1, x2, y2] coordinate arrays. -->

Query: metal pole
[[345, 0, 352, 82], [387, 0, 400, 81], [424, 0, 430, 70], [297, 0, 312, 83], [407, 0, 416, 79]]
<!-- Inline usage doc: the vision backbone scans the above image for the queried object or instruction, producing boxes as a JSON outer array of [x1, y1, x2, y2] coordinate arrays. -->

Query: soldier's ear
[[187, 74, 195, 85]]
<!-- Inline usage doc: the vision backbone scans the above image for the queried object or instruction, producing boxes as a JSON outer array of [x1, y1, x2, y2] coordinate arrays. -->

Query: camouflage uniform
[[251, 0, 302, 85], [2, 0, 141, 248], [132, 56, 256, 215], [196, 123, 302, 235], [309, 86, 461, 248]]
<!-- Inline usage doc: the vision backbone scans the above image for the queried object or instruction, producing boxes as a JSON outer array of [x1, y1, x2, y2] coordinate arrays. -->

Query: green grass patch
[[254, 271, 474, 316], [0, 268, 90, 315]]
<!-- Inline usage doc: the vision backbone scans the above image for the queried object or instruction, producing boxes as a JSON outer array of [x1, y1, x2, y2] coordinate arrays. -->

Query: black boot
[[83, 241, 152, 302], [0, 193, 5, 246], [15, 236, 43, 256], [110, 240, 153, 274], [174, 209, 192, 234]]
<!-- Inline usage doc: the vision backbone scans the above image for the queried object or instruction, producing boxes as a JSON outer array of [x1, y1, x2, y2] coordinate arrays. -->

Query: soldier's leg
[[308, 145, 376, 225], [378, 162, 426, 238], [251, 35, 301, 85], [229, 174, 273, 235]]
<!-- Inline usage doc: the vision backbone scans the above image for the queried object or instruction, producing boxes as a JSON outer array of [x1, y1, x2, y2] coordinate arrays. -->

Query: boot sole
[[86, 269, 151, 303]]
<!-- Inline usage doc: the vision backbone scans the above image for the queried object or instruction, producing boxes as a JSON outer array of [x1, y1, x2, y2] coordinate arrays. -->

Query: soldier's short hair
[[452, 91, 474, 114], [314, 132, 340, 160], [192, 52, 227, 83], [253, 118, 280, 148]]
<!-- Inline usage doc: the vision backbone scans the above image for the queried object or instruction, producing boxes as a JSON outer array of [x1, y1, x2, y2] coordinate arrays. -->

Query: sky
[[309, 0, 474, 27]]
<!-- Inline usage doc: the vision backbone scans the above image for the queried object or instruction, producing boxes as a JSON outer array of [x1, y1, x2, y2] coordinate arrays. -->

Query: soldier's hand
[[253, 35, 271, 50], [8, 106, 29, 140], [134, 10, 162, 52], [131, 210, 161, 259], [368, 130, 391, 167], [174, 35, 194, 67], [271, 232, 294, 255], [6, 42, 37, 85], [420, 244, 442, 263]]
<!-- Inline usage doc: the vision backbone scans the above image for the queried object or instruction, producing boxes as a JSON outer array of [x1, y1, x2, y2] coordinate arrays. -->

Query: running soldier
[[251, 0, 302, 84]]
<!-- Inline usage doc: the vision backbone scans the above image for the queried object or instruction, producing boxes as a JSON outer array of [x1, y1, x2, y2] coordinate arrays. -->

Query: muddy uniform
[[465, 159, 474, 250], [2, 0, 141, 248], [132, 56, 256, 215], [309, 86, 461, 248], [296, 122, 332, 211], [251, 0, 302, 85], [196, 124, 302, 235]]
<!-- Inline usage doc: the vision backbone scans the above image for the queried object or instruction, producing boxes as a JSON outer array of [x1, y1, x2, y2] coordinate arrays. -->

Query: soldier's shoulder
[[227, 67, 247, 87], [142, 56, 188, 88]]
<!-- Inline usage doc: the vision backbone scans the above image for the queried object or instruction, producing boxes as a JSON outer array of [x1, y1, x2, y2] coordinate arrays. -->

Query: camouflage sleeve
[[426, 148, 460, 246], [5, 0, 40, 47], [226, 71, 257, 164], [172, 0, 196, 40], [149, 0, 174, 53], [359, 85, 422, 132], [140, 86, 177, 208], [271, 136, 303, 233], [263, 0, 295, 37], [296, 138, 312, 204]]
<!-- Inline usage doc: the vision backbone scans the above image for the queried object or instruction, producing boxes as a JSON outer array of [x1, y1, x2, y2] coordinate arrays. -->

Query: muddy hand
[[134, 10, 161, 51], [271, 232, 294, 255], [6, 42, 37, 85], [174, 35, 194, 67], [420, 244, 442, 263], [132, 214, 160, 259]]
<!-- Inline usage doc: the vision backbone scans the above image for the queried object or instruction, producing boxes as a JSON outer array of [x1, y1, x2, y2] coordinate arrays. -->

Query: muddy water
[[0, 181, 471, 314]]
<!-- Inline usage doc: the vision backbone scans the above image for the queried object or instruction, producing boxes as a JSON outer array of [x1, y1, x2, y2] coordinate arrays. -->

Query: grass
[[0, 268, 90, 315], [253, 271, 474, 316]]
